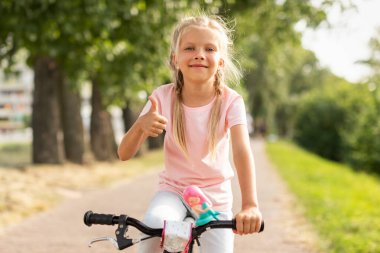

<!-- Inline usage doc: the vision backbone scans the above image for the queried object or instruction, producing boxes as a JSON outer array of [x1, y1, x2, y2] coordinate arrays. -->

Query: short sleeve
[[226, 96, 247, 129]]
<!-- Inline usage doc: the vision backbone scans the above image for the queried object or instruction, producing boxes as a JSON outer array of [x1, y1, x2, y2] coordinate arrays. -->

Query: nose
[[194, 49, 205, 60]]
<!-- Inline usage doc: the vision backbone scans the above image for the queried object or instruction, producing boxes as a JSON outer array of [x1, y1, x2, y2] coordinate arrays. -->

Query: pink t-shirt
[[140, 83, 247, 211]]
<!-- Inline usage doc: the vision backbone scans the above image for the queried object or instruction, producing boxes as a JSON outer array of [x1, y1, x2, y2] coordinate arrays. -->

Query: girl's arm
[[117, 119, 148, 161], [118, 97, 167, 161], [230, 124, 262, 235]]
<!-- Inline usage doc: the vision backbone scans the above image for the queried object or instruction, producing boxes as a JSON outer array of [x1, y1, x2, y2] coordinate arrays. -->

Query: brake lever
[[88, 214, 139, 250], [88, 236, 119, 248], [88, 236, 141, 249]]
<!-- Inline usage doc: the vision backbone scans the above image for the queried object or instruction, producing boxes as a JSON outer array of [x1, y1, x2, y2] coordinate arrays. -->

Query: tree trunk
[[121, 101, 136, 131], [90, 79, 117, 161], [148, 135, 164, 150], [121, 101, 143, 157], [59, 77, 85, 164], [32, 57, 64, 164]]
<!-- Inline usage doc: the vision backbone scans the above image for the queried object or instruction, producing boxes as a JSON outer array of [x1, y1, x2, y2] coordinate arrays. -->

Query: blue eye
[[206, 48, 215, 52], [185, 47, 194, 51]]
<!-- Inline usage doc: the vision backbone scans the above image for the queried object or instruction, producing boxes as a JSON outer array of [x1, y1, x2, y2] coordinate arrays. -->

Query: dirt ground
[[0, 139, 321, 253]]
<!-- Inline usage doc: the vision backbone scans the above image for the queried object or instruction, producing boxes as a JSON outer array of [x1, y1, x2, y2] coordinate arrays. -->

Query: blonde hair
[[169, 14, 242, 157]]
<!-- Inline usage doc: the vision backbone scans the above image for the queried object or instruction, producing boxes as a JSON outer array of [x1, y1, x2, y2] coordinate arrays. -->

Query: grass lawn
[[266, 141, 380, 253], [0, 142, 164, 230], [0, 142, 31, 168]]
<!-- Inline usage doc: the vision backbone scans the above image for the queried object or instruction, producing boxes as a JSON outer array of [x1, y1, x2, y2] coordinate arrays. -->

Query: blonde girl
[[118, 14, 262, 253]]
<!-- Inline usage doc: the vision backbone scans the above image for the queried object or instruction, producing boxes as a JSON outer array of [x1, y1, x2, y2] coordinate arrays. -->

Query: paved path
[[0, 139, 319, 253]]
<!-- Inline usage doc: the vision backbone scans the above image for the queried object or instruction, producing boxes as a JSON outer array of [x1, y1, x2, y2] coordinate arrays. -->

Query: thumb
[[148, 96, 158, 113]]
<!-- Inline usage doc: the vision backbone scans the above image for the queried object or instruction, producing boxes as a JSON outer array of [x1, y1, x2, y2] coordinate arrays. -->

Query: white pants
[[137, 191, 234, 253]]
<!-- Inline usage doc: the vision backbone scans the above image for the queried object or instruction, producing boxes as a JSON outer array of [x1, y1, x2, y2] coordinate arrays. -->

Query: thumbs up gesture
[[138, 96, 167, 137], [148, 96, 159, 113]]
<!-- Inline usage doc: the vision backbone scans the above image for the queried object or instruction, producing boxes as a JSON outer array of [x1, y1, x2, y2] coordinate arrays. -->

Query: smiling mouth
[[189, 64, 208, 68]]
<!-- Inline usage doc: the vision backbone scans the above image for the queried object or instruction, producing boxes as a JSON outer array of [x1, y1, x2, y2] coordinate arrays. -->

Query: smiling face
[[188, 196, 201, 207], [173, 25, 224, 86]]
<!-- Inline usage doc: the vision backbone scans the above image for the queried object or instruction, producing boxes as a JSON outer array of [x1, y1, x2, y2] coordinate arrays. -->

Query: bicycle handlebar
[[84, 211, 163, 236], [84, 210, 264, 236]]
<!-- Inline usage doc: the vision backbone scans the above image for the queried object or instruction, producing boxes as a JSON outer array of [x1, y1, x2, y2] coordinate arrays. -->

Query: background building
[[0, 69, 33, 142]]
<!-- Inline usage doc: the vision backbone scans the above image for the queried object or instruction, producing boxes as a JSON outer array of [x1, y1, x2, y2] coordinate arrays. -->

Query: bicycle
[[84, 210, 264, 253]]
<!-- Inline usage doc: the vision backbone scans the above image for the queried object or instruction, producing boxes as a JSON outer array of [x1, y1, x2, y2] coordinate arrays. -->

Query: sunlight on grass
[[0, 148, 164, 230], [267, 141, 380, 253], [0, 142, 31, 167]]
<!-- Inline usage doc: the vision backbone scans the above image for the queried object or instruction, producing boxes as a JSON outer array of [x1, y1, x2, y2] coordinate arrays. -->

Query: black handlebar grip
[[84, 211, 116, 226], [259, 220, 264, 232]]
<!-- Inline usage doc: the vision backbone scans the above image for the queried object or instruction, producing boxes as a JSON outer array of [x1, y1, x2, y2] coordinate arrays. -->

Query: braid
[[175, 70, 184, 97], [173, 70, 188, 157], [208, 69, 223, 156]]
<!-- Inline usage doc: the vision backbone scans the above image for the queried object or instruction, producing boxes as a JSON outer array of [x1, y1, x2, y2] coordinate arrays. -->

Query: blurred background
[[1, 0, 379, 252]]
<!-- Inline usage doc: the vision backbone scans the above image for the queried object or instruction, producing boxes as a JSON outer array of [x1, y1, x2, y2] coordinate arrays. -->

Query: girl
[[118, 14, 262, 253]]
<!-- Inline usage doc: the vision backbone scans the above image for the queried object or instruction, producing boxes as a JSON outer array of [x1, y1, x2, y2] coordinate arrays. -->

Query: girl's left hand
[[234, 207, 262, 235]]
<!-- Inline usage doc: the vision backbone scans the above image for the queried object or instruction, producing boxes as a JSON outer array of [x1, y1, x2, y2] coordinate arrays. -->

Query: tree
[[233, 0, 348, 135], [0, 0, 94, 163]]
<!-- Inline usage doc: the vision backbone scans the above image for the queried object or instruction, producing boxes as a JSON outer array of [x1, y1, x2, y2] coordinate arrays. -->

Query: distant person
[[118, 14, 262, 253]]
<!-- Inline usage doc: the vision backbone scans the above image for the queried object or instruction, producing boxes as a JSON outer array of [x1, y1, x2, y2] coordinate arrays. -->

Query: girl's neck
[[181, 81, 216, 107]]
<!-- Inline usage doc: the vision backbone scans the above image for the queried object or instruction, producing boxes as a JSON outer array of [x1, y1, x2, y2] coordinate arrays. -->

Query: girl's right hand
[[138, 96, 167, 137]]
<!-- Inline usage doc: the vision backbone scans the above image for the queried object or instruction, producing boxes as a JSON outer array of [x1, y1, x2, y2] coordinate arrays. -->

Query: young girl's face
[[174, 25, 224, 86]]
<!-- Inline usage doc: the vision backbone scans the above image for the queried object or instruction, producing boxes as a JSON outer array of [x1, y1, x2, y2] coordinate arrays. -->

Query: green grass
[[0, 142, 31, 168], [266, 141, 380, 253], [0, 145, 164, 228], [0, 141, 164, 169]]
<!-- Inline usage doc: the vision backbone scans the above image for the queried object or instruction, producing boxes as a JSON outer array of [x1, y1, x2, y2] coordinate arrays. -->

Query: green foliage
[[0, 0, 182, 107], [22, 114, 31, 128], [234, 0, 335, 133], [350, 27, 380, 172], [293, 88, 346, 161], [361, 27, 380, 96], [344, 103, 380, 172], [267, 141, 380, 253], [0, 0, 341, 109], [230, 1, 354, 135], [293, 81, 380, 173]]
